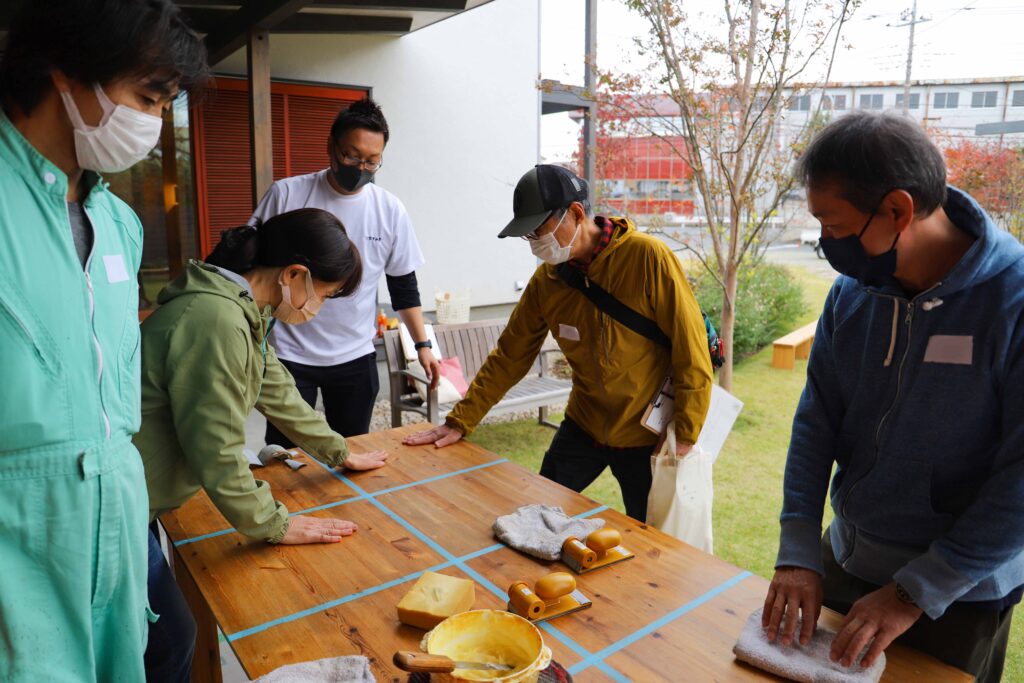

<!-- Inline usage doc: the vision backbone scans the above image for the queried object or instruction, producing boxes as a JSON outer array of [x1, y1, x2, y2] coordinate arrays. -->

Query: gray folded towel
[[492, 504, 604, 561], [255, 655, 375, 682], [259, 444, 306, 470], [733, 609, 885, 683]]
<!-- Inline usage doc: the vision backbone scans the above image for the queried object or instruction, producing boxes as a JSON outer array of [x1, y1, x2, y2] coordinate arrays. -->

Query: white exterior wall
[[218, 0, 542, 309]]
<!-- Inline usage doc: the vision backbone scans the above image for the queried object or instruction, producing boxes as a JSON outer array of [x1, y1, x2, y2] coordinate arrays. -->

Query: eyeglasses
[[521, 210, 565, 241], [338, 153, 382, 172]]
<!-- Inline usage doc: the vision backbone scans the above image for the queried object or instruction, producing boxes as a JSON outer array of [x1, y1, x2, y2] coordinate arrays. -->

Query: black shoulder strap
[[556, 263, 671, 349]]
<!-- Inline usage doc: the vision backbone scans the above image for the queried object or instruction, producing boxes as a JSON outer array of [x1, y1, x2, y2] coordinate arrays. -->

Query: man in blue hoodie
[[763, 111, 1023, 683]]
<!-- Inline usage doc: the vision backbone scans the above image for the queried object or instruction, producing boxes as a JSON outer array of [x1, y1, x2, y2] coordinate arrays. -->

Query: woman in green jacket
[[136, 208, 389, 679], [137, 208, 389, 539]]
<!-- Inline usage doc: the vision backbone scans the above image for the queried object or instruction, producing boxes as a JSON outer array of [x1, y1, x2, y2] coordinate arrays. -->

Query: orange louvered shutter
[[191, 77, 367, 255]]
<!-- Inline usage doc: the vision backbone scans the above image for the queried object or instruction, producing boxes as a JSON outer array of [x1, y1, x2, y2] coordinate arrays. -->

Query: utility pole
[[889, 0, 930, 113]]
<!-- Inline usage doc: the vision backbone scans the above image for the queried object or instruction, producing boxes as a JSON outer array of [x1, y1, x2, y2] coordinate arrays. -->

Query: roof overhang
[[0, 0, 494, 66]]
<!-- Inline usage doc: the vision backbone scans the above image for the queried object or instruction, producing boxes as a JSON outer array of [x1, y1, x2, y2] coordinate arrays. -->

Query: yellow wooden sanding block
[[561, 528, 634, 574], [507, 572, 592, 623], [397, 571, 476, 630]]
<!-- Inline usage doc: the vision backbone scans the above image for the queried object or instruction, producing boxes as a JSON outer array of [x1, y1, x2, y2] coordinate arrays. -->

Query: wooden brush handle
[[393, 651, 456, 673]]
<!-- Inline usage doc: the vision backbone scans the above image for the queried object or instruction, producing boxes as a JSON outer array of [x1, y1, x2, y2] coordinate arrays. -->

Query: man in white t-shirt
[[251, 98, 438, 439]]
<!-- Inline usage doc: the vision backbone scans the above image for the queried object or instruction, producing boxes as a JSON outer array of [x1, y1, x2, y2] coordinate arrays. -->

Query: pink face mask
[[272, 270, 323, 325]]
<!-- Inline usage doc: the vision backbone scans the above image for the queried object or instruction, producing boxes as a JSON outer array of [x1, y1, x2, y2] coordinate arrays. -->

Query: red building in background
[[574, 97, 695, 219]]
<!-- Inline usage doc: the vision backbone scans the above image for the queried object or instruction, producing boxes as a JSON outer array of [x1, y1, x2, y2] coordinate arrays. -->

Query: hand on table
[[279, 516, 357, 545], [343, 450, 389, 470], [829, 583, 922, 669], [418, 347, 441, 391], [763, 566, 823, 647], [402, 424, 463, 448]]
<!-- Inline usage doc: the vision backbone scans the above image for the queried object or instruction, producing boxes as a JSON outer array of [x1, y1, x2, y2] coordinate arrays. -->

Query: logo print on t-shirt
[[366, 235, 383, 242]]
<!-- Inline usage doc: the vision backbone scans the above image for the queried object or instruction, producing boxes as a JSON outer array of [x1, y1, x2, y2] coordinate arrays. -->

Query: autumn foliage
[[944, 140, 1024, 240]]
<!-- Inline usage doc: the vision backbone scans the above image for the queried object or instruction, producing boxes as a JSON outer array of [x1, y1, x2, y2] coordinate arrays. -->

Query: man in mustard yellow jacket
[[405, 165, 712, 521]]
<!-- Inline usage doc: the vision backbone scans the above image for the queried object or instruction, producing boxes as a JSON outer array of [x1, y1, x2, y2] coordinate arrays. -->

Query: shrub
[[691, 262, 806, 358]]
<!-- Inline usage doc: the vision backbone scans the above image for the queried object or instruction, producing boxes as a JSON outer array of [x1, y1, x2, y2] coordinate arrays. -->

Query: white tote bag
[[646, 422, 714, 553]]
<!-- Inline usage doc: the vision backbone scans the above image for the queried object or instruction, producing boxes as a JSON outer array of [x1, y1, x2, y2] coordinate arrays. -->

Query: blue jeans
[[144, 526, 196, 683]]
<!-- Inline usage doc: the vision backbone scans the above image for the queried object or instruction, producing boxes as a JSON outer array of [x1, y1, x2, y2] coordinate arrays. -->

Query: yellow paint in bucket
[[422, 609, 553, 683]]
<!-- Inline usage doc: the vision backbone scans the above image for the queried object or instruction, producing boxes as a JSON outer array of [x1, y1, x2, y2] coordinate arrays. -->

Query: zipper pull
[[584, 275, 590, 289], [905, 303, 914, 326]]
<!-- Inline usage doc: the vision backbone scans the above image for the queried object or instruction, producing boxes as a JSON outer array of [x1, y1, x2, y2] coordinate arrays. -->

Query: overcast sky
[[540, 0, 1024, 160]]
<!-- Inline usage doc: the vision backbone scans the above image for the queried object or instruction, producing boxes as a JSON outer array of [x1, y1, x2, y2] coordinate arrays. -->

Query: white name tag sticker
[[103, 254, 129, 284], [924, 335, 973, 365], [558, 324, 580, 341]]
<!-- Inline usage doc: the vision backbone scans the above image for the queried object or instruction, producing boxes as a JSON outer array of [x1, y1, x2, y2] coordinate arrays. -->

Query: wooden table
[[161, 425, 973, 682]]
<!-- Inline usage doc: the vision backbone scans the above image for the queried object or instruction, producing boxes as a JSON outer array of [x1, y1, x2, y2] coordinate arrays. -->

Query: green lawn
[[470, 266, 1022, 682]]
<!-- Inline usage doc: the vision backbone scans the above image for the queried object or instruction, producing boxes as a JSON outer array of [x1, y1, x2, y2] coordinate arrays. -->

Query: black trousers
[[821, 531, 1014, 683], [539, 417, 655, 522], [265, 352, 380, 443]]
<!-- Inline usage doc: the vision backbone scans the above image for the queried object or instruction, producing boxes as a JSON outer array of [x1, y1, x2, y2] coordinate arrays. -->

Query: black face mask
[[820, 212, 900, 288], [332, 162, 374, 193]]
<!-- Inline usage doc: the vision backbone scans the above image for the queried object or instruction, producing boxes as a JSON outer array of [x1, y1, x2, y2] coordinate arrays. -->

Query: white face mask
[[273, 270, 324, 325], [530, 210, 580, 265], [59, 83, 164, 173]]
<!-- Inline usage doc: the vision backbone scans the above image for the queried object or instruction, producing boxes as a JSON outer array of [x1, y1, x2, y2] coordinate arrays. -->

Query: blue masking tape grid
[[222, 507, 603, 643], [171, 458, 507, 548], [220, 456, 748, 683], [320, 460, 630, 679], [567, 570, 755, 676]]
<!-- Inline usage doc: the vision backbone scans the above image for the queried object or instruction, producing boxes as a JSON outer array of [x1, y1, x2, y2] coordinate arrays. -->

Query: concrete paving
[[763, 240, 839, 280]]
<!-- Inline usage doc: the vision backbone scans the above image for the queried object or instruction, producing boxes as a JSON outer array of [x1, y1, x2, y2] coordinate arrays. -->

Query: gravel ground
[[368, 399, 567, 432]]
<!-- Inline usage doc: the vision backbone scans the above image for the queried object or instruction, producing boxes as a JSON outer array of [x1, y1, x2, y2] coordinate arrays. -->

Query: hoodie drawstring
[[883, 299, 899, 367]]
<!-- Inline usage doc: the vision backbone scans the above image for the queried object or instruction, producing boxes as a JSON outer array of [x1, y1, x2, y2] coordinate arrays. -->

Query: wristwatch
[[895, 583, 918, 607], [414, 340, 433, 350]]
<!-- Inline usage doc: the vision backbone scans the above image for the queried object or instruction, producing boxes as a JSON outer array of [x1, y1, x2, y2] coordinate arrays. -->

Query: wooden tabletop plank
[[377, 460, 603, 557], [160, 453, 359, 540], [333, 425, 506, 494], [172, 499, 447, 635]]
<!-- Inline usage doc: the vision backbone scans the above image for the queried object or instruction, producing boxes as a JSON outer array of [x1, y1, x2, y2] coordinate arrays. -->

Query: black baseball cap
[[498, 164, 589, 238]]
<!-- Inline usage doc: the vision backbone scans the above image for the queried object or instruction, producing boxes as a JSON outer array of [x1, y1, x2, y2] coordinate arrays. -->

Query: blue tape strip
[[222, 507, 604, 642], [575, 504, 608, 518], [567, 570, 754, 676], [172, 459, 507, 548], [227, 563, 452, 642]]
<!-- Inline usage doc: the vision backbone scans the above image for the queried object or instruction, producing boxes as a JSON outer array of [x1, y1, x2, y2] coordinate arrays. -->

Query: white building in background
[[215, 1, 542, 312], [780, 77, 1024, 145]]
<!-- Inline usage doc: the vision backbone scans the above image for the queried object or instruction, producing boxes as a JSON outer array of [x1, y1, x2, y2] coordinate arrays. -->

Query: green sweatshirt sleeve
[[255, 344, 350, 467], [649, 244, 713, 445], [445, 269, 550, 437], [166, 308, 289, 543]]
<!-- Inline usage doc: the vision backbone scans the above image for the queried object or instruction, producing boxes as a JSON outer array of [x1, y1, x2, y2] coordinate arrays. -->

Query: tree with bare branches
[[595, 0, 856, 389]]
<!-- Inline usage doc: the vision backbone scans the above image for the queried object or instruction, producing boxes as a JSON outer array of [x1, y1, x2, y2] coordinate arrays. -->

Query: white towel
[[255, 655, 376, 682], [733, 609, 885, 683], [492, 504, 604, 561]]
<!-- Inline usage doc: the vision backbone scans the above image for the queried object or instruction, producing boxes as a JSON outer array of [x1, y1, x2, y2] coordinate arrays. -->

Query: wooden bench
[[772, 321, 817, 369], [383, 319, 572, 427]]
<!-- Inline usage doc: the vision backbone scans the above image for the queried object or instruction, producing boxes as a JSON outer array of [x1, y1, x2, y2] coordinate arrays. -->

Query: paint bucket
[[422, 609, 552, 683]]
